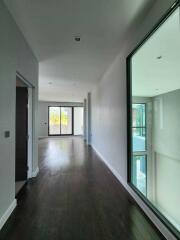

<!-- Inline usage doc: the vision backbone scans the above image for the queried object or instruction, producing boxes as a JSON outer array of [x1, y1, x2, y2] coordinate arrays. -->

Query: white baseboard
[[0, 199, 17, 230], [91, 144, 176, 240], [32, 167, 39, 178]]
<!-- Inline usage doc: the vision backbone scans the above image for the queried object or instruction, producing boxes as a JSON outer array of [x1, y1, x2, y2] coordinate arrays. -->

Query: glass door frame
[[48, 106, 74, 136], [126, 1, 180, 239]]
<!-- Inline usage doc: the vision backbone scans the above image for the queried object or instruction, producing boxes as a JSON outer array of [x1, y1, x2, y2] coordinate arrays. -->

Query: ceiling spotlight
[[74, 36, 81, 42], [156, 56, 162, 60]]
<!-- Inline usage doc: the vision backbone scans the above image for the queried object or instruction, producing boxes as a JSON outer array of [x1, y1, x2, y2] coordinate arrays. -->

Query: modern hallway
[[0, 137, 164, 240]]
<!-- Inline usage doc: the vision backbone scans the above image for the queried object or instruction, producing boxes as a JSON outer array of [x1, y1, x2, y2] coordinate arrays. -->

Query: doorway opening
[[15, 75, 33, 196]]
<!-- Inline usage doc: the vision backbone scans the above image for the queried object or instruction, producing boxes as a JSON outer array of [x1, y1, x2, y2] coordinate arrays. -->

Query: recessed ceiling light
[[74, 36, 81, 42], [156, 56, 162, 60]]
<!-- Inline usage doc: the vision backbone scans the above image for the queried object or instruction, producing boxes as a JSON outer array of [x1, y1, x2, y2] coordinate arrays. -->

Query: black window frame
[[126, 1, 180, 239]]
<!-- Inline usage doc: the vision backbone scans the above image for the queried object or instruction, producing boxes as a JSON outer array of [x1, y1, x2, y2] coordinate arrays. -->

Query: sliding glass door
[[48, 107, 73, 135], [60, 107, 72, 135], [49, 107, 61, 135]]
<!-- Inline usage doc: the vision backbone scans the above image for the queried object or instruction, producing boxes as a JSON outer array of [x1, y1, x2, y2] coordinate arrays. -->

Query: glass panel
[[61, 107, 72, 134], [49, 107, 60, 135], [132, 155, 147, 196], [129, 6, 180, 234], [132, 104, 145, 127], [132, 127, 146, 152], [74, 107, 84, 135]]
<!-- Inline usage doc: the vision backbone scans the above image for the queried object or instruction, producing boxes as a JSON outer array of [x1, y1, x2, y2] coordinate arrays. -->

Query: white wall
[[87, 93, 92, 144], [38, 101, 83, 137], [0, 1, 38, 229], [91, 0, 177, 239], [74, 107, 84, 135], [85, 97, 89, 143], [83, 99, 87, 140]]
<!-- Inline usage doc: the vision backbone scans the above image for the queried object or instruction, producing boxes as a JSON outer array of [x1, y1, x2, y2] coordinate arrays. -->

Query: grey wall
[[38, 101, 83, 137], [0, 1, 38, 225], [91, 0, 177, 239]]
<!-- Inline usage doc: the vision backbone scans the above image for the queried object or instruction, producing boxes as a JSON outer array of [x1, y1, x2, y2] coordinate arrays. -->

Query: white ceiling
[[132, 7, 180, 97], [5, 0, 154, 102]]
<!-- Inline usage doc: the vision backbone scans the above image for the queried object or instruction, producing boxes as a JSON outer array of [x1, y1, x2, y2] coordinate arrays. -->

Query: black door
[[16, 87, 28, 181]]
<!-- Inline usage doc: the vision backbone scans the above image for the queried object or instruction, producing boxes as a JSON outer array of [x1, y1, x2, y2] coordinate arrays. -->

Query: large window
[[49, 107, 61, 135], [127, 3, 180, 238], [60, 107, 72, 135], [49, 107, 73, 135], [132, 104, 146, 152], [132, 103, 147, 196], [132, 155, 147, 196]]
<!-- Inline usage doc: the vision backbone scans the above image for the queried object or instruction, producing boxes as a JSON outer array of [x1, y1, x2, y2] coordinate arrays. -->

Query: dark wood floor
[[0, 137, 165, 240]]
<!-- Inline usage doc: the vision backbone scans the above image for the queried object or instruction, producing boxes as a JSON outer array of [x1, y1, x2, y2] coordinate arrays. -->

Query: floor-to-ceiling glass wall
[[127, 3, 180, 238]]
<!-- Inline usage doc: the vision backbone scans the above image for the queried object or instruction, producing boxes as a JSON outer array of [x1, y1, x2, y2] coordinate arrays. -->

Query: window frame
[[126, 1, 180, 239]]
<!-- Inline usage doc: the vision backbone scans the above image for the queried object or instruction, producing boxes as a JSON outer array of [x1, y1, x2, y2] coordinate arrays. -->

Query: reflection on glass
[[129, 5, 180, 234], [132, 104, 145, 127], [132, 104, 146, 152], [132, 128, 146, 152], [61, 107, 72, 134], [49, 107, 60, 135], [132, 155, 146, 196]]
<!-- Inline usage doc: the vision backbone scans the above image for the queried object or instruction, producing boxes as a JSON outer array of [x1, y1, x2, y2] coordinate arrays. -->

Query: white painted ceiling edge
[[4, 0, 156, 102]]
